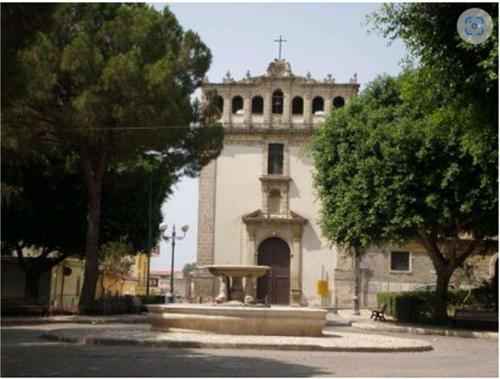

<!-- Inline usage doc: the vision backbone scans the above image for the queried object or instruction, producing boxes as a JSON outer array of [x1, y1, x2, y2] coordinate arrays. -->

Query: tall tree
[[3, 4, 223, 312], [370, 3, 498, 163], [1, 146, 177, 299], [312, 74, 497, 321]]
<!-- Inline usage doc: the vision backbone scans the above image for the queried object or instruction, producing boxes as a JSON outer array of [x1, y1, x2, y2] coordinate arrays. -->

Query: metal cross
[[274, 35, 287, 60]]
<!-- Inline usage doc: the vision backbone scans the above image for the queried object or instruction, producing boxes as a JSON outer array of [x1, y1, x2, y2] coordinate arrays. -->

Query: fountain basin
[[203, 264, 269, 278], [147, 304, 327, 336]]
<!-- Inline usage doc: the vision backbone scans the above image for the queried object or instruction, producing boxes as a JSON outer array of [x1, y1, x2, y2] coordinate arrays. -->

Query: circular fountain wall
[[147, 304, 327, 336], [147, 265, 327, 336]]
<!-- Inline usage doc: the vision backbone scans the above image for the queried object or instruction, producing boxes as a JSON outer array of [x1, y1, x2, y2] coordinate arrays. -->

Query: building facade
[[149, 270, 190, 300], [193, 59, 497, 307], [2, 252, 150, 313]]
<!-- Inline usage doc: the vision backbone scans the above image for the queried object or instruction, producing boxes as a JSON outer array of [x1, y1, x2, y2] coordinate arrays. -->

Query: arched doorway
[[257, 237, 290, 304]]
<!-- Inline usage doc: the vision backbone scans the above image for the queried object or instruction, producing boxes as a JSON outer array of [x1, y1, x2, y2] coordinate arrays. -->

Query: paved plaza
[[1, 323, 497, 377], [39, 324, 432, 352]]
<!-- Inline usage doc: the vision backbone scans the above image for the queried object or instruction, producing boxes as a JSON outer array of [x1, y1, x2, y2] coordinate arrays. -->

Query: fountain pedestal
[[204, 265, 269, 304]]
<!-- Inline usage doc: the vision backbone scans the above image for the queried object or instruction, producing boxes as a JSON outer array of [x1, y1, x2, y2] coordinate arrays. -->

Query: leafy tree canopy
[[2, 3, 223, 310], [312, 72, 497, 320], [369, 3, 498, 161], [1, 3, 57, 109], [313, 73, 497, 249]]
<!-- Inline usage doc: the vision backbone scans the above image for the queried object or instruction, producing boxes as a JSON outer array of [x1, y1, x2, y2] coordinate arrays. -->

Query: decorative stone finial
[[350, 73, 358, 83], [223, 71, 233, 83], [245, 70, 251, 80], [306, 71, 312, 80], [202, 75, 209, 84], [324, 73, 334, 83]]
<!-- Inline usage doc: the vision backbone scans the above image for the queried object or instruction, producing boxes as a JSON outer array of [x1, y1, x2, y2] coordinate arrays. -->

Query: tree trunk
[[434, 267, 454, 323], [78, 179, 102, 313]]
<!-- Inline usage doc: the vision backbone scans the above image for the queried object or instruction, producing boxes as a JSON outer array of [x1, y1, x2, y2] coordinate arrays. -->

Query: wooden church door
[[257, 237, 290, 304]]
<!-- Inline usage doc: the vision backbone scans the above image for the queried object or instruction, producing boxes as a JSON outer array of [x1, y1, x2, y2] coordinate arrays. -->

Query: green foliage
[[1, 3, 57, 109], [377, 290, 462, 323], [2, 3, 223, 309], [138, 295, 166, 305], [313, 73, 497, 251], [369, 3, 498, 170], [1, 151, 86, 258], [316, 71, 497, 255], [377, 285, 497, 324], [312, 71, 497, 320], [5, 3, 222, 166]]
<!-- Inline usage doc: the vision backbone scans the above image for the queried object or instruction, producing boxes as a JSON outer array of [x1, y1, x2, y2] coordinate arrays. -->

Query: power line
[[19, 123, 314, 131]]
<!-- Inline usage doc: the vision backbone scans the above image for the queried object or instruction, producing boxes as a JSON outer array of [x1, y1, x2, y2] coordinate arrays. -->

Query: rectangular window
[[150, 278, 159, 287], [267, 143, 284, 174], [390, 251, 411, 272]]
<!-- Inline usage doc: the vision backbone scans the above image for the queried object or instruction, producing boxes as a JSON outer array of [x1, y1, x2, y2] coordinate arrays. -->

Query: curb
[[351, 322, 498, 339], [40, 332, 433, 353]]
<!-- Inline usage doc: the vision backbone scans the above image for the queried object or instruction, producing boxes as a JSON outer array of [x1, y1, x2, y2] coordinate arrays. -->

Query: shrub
[[377, 283, 497, 324], [138, 295, 165, 305]]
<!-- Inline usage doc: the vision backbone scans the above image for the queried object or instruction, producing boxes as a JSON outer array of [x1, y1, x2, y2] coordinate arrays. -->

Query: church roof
[[203, 59, 359, 88]]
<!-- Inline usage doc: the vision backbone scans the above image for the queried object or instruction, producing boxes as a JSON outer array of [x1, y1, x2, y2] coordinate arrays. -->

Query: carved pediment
[[242, 209, 307, 242], [242, 209, 307, 224], [267, 59, 292, 78]]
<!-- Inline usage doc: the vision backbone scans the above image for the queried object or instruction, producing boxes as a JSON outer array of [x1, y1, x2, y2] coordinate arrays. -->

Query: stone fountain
[[147, 264, 327, 336], [205, 264, 269, 304]]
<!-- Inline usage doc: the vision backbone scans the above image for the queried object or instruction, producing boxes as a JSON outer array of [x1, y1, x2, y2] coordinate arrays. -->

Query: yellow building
[[2, 252, 150, 313], [95, 254, 149, 298]]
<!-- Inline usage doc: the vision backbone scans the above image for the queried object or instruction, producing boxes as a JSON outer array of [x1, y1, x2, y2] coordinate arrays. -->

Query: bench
[[370, 303, 387, 321], [453, 309, 498, 327]]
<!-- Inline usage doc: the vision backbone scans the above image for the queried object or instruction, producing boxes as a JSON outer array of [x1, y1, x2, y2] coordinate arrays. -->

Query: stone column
[[282, 90, 291, 126], [263, 89, 272, 127], [246, 232, 256, 265], [303, 90, 312, 126], [324, 92, 332, 116], [243, 93, 251, 126], [290, 235, 302, 305], [195, 160, 217, 300], [222, 94, 232, 126], [261, 183, 269, 214]]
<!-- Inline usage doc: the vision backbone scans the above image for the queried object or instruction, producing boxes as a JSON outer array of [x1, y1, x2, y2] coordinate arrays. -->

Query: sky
[[150, 2, 407, 271]]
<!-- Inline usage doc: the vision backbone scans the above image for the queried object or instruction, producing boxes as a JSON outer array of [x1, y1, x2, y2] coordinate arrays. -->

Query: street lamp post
[[159, 222, 189, 303], [352, 246, 361, 316], [146, 176, 152, 297], [353, 253, 360, 315]]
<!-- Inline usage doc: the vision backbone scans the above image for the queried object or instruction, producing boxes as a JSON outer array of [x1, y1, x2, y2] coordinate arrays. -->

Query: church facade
[[193, 60, 497, 308]]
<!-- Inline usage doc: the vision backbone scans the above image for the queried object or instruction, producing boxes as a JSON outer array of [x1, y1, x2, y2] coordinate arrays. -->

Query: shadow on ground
[[1, 327, 331, 377]]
